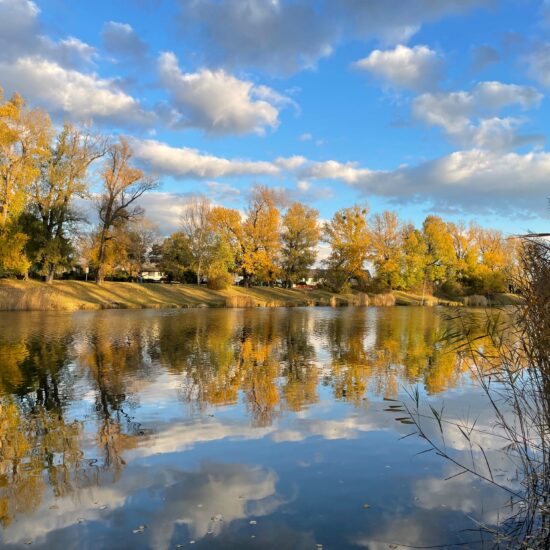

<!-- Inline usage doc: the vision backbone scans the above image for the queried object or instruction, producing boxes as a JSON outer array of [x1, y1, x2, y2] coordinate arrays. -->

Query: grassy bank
[[0, 280, 522, 312], [0, 280, 355, 311]]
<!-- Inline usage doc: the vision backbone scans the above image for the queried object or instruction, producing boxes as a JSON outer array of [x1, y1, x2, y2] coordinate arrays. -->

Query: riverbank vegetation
[[406, 236, 550, 547], [1, 279, 500, 312], [1, 90, 519, 303]]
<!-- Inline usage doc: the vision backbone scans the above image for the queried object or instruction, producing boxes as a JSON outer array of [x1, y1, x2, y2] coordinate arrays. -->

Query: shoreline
[[0, 280, 521, 312]]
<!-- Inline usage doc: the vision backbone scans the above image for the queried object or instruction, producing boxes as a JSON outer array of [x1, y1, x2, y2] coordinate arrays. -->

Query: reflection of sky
[[0, 308, 519, 549]]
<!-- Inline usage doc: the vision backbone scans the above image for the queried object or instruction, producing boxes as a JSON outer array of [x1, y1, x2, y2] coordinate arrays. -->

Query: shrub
[[440, 280, 464, 297], [207, 272, 233, 290]]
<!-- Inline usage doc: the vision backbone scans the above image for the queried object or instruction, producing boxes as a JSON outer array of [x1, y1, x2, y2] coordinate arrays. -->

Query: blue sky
[[1, 0, 550, 235]]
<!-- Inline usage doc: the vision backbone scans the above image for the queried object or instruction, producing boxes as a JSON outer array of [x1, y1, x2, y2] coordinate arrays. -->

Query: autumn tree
[[25, 124, 106, 281], [369, 210, 403, 290], [156, 232, 194, 282], [467, 225, 513, 293], [400, 224, 427, 290], [0, 90, 51, 275], [280, 202, 320, 287], [119, 218, 159, 279], [447, 221, 478, 279], [323, 204, 370, 291], [422, 215, 456, 288], [95, 139, 158, 284], [205, 238, 234, 289], [210, 185, 282, 286]]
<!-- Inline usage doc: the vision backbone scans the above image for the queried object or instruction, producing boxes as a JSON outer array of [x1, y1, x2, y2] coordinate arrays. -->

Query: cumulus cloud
[[412, 81, 543, 149], [0, 0, 96, 68], [101, 21, 148, 59], [129, 135, 550, 217], [0, 56, 154, 126], [299, 159, 372, 183], [301, 149, 550, 216], [353, 44, 443, 91], [159, 51, 289, 135], [178, 0, 490, 74], [0, 0, 156, 128], [130, 138, 280, 178]]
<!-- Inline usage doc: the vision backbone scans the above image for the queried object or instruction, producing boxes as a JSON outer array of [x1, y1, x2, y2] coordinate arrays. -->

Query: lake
[[0, 307, 514, 549]]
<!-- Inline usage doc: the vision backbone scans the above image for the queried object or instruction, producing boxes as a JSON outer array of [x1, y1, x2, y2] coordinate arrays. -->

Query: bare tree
[[180, 196, 212, 285], [95, 139, 158, 284]]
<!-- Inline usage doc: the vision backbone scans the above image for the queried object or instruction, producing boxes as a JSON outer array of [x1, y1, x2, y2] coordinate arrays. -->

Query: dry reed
[[369, 293, 396, 307]]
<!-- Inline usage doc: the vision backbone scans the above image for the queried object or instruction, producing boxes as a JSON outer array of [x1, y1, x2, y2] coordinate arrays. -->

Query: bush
[[440, 279, 465, 297], [207, 272, 233, 290]]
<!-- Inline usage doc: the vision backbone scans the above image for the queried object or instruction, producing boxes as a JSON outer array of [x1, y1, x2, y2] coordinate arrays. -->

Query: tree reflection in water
[[0, 307, 504, 528]]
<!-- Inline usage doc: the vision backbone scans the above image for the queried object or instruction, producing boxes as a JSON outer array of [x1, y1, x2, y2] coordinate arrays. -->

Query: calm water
[[0, 307, 514, 549]]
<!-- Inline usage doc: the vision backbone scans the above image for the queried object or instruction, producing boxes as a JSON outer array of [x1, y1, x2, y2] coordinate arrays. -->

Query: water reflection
[[0, 308, 509, 548]]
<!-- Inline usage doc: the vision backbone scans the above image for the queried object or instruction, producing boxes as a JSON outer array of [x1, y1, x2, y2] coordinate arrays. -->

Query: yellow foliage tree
[[323, 204, 370, 291]]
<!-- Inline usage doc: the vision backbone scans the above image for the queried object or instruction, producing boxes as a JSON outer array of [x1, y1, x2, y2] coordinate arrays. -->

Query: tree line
[[1, 90, 517, 295], [156, 190, 517, 296], [0, 90, 158, 284]]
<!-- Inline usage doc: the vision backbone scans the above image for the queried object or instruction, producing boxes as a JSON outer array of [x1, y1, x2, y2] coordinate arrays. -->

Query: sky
[[1, 0, 550, 236]]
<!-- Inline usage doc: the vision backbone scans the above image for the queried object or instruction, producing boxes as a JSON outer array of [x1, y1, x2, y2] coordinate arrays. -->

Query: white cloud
[[412, 81, 543, 149], [159, 51, 288, 135], [302, 149, 550, 215], [275, 155, 307, 171], [0, 0, 154, 128], [300, 159, 372, 183], [354, 44, 443, 91], [0, 0, 96, 68], [0, 56, 153, 126], [131, 134, 550, 217], [178, 0, 490, 74], [0, 0, 40, 60], [102, 21, 148, 59], [299, 132, 313, 141], [130, 138, 280, 178]]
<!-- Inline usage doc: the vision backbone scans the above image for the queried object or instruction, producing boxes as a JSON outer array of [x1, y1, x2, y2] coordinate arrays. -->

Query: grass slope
[[0, 280, 522, 311], [0, 280, 349, 311]]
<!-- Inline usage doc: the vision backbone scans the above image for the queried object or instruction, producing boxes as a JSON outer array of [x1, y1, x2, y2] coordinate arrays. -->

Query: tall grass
[[369, 293, 396, 307], [0, 285, 83, 311], [225, 295, 258, 308], [405, 238, 550, 548]]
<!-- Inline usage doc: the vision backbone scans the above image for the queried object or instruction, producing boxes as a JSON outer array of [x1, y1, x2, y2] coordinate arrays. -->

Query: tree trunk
[[96, 229, 107, 285], [46, 265, 55, 284]]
